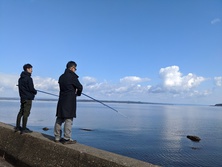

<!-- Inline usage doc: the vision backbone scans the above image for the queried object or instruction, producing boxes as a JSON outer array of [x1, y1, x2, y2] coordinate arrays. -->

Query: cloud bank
[[0, 65, 221, 104], [214, 77, 222, 86]]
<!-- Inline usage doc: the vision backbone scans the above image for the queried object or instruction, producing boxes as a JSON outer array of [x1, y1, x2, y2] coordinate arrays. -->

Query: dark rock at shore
[[187, 135, 201, 142], [215, 103, 222, 106]]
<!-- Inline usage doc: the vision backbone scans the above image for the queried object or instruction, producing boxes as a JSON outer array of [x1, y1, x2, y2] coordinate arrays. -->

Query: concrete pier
[[0, 156, 15, 167], [0, 122, 159, 167]]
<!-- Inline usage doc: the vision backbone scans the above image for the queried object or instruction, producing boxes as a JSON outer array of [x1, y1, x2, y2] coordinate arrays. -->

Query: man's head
[[66, 61, 77, 72], [23, 64, 33, 73]]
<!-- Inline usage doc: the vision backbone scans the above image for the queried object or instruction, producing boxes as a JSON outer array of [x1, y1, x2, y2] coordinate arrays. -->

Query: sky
[[0, 0, 221, 105]]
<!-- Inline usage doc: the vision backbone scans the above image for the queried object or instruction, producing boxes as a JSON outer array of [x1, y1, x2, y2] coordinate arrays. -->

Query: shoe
[[14, 126, 22, 132], [61, 139, 77, 145], [20, 128, 33, 134], [54, 139, 60, 143]]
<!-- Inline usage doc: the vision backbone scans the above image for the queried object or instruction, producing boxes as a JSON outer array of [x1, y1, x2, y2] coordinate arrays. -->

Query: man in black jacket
[[54, 61, 83, 144], [15, 64, 37, 134]]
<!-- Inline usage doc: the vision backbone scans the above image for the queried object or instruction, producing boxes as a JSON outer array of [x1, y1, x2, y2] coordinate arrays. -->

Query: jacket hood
[[20, 71, 31, 78]]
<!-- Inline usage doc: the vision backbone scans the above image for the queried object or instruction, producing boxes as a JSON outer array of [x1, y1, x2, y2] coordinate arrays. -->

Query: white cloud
[[82, 76, 151, 99], [159, 66, 205, 91], [82, 76, 97, 84], [0, 73, 19, 96], [0, 73, 59, 98], [33, 76, 59, 91], [214, 77, 222, 86], [159, 66, 182, 87], [211, 18, 221, 24], [0, 69, 220, 104], [120, 76, 150, 84], [82, 76, 106, 92]]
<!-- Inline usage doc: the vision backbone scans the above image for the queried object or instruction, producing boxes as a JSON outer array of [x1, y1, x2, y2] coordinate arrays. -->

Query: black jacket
[[18, 71, 37, 100], [56, 69, 83, 118]]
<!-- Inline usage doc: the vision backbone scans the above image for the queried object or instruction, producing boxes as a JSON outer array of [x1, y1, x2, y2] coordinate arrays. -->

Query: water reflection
[[0, 100, 222, 166]]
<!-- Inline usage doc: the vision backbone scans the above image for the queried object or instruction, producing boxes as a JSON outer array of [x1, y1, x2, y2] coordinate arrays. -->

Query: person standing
[[54, 61, 83, 144], [15, 63, 37, 134]]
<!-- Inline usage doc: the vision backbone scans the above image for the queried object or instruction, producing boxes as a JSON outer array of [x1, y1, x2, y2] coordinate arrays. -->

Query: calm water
[[0, 100, 222, 167]]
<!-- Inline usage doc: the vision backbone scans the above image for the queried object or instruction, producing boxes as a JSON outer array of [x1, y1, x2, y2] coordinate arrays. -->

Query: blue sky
[[0, 0, 221, 105]]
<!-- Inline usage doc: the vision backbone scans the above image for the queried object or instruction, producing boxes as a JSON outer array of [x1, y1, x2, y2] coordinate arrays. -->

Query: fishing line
[[36, 89, 127, 118], [36, 90, 59, 97]]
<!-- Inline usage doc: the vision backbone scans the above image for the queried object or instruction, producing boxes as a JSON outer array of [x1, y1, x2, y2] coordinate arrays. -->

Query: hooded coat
[[18, 71, 37, 101], [56, 69, 83, 118]]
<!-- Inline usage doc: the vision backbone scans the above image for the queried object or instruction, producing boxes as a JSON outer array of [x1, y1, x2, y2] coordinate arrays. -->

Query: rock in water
[[187, 135, 201, 142], [80, 128, 93, 131], [42, 127, 49, 131]]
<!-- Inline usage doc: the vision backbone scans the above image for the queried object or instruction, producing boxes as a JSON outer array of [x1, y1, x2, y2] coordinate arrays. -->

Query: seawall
[[0, 122, 159, 167]]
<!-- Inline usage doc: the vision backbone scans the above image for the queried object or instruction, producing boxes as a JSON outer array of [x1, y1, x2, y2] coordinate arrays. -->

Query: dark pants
[[16, 100, 32, 129]]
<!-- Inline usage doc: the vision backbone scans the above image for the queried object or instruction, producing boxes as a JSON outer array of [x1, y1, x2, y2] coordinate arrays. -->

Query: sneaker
[[20, 128, 33, 134], [14, 126, 22, 132], [62, 139, 77, 145], [54, 139, 60, 143]]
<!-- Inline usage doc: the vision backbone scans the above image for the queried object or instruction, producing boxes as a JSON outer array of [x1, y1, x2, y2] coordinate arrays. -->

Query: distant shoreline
[[0, 97, 173, 105], [1, 97, 220, 106]]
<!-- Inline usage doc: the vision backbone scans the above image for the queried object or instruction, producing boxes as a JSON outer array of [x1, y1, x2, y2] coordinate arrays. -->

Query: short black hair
[[66, 61, 77, 69], [23, 64, 33, 71]]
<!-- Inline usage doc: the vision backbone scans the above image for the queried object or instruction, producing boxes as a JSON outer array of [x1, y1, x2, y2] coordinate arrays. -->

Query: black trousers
[[16, 100, 32, 129]]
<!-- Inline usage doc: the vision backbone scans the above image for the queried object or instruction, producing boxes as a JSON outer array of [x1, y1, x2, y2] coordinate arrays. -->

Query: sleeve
[[76, 83, 83, 96], [28, 78, 37, 95], [72, 74, 83, 96]]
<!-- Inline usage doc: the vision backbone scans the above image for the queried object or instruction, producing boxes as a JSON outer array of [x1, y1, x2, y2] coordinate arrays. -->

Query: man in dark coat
[[54, 61, 83, 144], [15, 63, 37, 134]]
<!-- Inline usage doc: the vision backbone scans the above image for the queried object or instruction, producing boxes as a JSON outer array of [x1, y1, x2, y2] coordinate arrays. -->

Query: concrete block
[[0, 122, 159, 167]]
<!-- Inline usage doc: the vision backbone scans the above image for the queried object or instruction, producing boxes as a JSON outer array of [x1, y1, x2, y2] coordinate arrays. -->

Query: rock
[[42, 127, 49, 131], [187, 135, 201, 142], [191, 147, 200, 150], [80, 128, 93, 131], [215, 103, 222, 106]]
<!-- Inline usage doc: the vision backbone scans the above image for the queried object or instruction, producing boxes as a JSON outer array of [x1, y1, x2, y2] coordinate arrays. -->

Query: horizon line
[[0, 97, 218, 106]]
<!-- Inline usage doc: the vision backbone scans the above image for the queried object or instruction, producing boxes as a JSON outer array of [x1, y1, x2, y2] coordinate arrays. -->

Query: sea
[[0, 99, 222, 167]]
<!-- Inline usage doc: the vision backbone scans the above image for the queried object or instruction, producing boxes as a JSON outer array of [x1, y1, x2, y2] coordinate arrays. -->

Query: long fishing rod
[[37, 90, 59, 97], [36, 89, 127, 117], [81, 92, 126, 117]]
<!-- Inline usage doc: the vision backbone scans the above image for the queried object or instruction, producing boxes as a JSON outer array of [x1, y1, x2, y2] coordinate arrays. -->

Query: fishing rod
[[81, 92, 127, 117], [36, 89, 127, 117], [37, 90, 59, 97]]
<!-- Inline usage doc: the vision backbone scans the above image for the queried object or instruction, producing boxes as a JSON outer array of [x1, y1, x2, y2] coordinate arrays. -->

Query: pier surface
[[0, 122, 159, 167], [0, 156, 15, 167]]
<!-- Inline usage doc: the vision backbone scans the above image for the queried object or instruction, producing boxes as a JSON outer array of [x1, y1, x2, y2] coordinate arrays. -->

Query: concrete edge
[[0, 122, 159, 167]]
